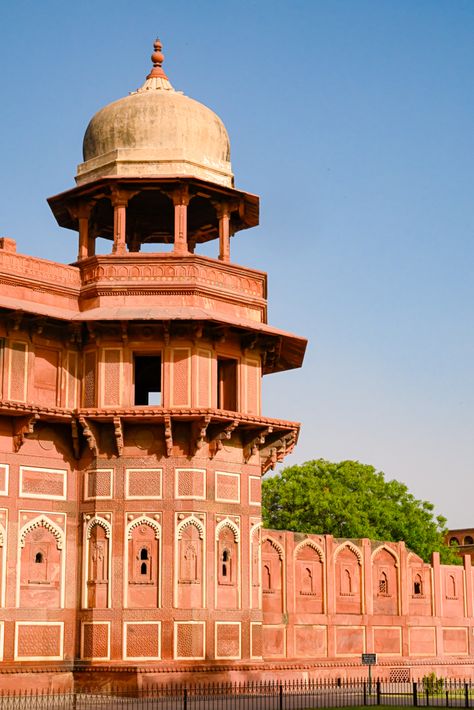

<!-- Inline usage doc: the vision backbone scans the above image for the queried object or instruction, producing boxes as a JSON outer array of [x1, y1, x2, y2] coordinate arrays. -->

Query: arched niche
[[334, 543, 362, 614], [126, 517, 161, 609], [250, 524, 262, 609], [261, 537, 284, 614], [19, 516, 63, 609], [176, 517, 204, 609], [215, 520, 239, 610], [372, 546, 399, 615], [85, 517, 111, 609], [294, 541, 324, 613]]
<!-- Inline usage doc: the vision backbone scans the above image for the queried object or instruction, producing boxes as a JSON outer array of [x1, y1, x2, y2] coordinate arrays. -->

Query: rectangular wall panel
[[83, 351, 97, 407], [65, 350, 79, 408], [8, 341, 28, 402], [102, 348, 122, 407], [196, 348, 212, 407], [14, 622, 64, 661], [244, 356, 261, 415], [33, 347, 59, 407], [19, 466, 67, 500], [171, 348, 191, 407]]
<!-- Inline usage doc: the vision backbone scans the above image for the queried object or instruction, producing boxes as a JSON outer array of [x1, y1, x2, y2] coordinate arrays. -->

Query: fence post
[[183, 687, 188, 710], [413, 681, 418, 707], [426, 688, 430, 706], [279, 681, 283, 710], [376, 680, 381, 705], [363, 681, 367, 706], [465, 683, 469, 709]]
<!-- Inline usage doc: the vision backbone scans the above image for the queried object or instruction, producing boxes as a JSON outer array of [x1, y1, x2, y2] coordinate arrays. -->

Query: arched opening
[[140, 548, 149, 560], [126, 190, 174, 252], [35, 551, 44, 564], [464, 535, 474, 545], [187, 196, 218, 253], [379, 571, 388, 595], [449, 537, 459, 546], [413, 574, 423, 596]]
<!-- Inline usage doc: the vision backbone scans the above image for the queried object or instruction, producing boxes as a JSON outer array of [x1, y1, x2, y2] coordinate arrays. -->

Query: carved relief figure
[[177, 521, 203, 609], [86, 522, 109, 608]]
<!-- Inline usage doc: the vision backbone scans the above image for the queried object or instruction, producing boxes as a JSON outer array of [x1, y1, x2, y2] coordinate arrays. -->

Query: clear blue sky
[[1, 1, 473, 527]]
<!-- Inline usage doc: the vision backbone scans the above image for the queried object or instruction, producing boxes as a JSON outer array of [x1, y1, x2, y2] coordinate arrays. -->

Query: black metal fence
[[0, 678, 473, 710]]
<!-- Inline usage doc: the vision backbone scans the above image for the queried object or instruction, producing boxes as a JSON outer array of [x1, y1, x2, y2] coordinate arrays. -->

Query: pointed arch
[[20, 514, 64, 550], [177, 515, 205, 540], [126, 515, 161, 540], [333, 541, 362, 564], [262, 536, 284, 561], [294, 539, 324, 562], [371, 544, 399, 566], [86, 516, 111, 540], [250, 522, 262, 542], [215, 518, 240, 542]]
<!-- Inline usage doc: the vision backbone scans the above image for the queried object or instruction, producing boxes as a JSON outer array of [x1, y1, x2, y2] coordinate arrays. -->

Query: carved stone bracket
[[261, 430, 297, 474], [12, 413, 39, 452], [209, 419, 239, 458], [164, 415, 173, 457], [191, 415, 211, 455], [243, 426, 273, 463], [113, 416, 124, 456], [78, 415, 98, 456], [71, 418, 80, 459]]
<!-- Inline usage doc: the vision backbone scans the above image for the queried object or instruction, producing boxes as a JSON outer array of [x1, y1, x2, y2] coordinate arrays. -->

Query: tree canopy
[[262, 459, 459, 564]]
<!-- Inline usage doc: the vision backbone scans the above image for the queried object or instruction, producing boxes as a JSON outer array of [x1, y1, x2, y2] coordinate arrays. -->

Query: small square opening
[[134, 354, 162, 406]]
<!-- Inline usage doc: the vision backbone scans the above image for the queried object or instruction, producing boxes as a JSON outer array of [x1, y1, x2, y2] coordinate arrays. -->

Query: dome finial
[[147, 37, 168, 80]]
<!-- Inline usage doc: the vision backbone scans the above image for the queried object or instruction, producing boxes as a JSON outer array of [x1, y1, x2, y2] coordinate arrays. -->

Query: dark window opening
[[414, 581, 422, 595], [35, 552, 44, 564], [140, 562, 148, 575], [134, 355, 162, 406], [221, 549, 230, 577], [464, 535, 474, 545], [140, 548, 149, 560], [217, 358, 237, 411]]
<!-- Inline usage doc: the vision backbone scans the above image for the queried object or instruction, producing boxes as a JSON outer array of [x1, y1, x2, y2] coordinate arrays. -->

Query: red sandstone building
[[0, 40, 473, 689]]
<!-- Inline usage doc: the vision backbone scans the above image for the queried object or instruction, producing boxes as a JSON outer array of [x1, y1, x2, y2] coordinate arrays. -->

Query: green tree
[[262, 459, 459, 564]]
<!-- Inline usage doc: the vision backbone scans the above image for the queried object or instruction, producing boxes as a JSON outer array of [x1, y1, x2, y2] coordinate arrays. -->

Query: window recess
[[134, 354, 162, 406]]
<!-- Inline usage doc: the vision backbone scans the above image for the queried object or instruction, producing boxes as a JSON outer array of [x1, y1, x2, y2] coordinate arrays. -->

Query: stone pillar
[[172, 186, 190, 256], [111, 189, 129, 255], [217, 203, 231, 262], [77, 204, 92, 261]]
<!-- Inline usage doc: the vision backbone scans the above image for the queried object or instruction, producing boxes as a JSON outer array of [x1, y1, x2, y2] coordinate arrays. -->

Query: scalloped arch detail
[[86, 516, 111, 540], [20, 515, 64, 550], [262, 536, 285, 561], [177, 515, 204, 540], [250, 522, 262, 542], [333, 541, 362, 564], [215, 518, 240, 542], [127, 516, 161, 540], [294, 539, 325, 562]]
